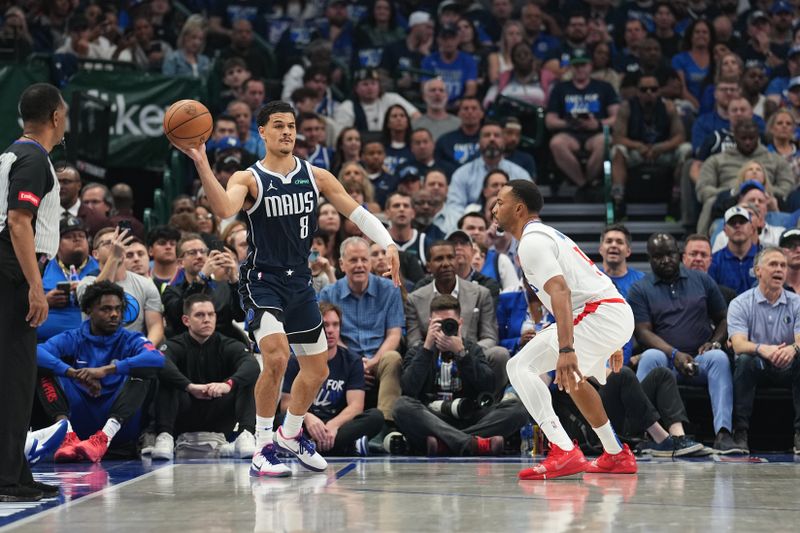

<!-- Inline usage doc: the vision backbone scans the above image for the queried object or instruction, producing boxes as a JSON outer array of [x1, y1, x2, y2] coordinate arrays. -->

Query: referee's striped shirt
[[0, 140, 61, 259]]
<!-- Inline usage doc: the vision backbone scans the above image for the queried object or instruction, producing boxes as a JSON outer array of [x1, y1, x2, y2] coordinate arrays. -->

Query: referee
[[0, 83, 65, 501]]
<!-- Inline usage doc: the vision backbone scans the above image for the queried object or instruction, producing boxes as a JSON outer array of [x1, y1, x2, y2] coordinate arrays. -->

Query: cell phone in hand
[[57, 281, 72, 294], [117, 220, 133, 232], [309, 250, 319, 262], [209, 240, 225, 253]]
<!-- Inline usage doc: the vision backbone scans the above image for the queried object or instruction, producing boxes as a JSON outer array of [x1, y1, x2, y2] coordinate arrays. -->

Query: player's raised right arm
[[177, 145, 249, 218]]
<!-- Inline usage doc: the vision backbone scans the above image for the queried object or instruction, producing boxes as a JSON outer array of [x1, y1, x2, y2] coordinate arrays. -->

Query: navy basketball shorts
[[240, 269, 326, 356]]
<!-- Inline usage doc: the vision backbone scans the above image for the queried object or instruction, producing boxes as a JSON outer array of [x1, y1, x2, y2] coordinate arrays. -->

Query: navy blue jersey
[[242, 157, 319, 273]]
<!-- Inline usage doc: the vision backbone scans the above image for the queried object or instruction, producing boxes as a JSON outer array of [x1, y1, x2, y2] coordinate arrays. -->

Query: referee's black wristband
[[558, 346, 574, 354]]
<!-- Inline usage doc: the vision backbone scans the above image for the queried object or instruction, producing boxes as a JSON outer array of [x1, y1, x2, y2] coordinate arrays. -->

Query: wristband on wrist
[[225, 379, 234, 389], [755, 344, 761, 356], [558, 346, 574, 354], [197, 271, 209, 283], [670, 348, 678, 362]]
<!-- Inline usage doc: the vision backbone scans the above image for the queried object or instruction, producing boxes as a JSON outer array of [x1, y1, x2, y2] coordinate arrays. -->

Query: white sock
[[255, 416, 274, 448], [593, 420, 623, 455], [281, 411, 304, 438], [539, 417, 574, 451], [102, 418, 121, 440], [65, 420, 74, 433]]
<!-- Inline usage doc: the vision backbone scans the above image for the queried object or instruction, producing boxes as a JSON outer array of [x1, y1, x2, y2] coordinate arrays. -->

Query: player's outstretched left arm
[[312, 166, 400, 287]]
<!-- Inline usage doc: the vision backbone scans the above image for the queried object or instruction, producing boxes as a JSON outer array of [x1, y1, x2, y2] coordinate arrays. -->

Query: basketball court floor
[[2, 454, 798, 532]]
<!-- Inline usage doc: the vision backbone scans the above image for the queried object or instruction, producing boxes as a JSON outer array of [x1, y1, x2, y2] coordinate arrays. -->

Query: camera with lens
[[440, 318, 459, 336], [427, 393, 493, 420]]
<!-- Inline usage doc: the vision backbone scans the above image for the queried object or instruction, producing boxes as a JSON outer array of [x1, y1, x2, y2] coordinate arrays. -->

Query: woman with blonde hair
[[487, 20, 526, 85], [221, 220, 248, 263], [162, 14, 210, 77], [766, 108, 800, 182]]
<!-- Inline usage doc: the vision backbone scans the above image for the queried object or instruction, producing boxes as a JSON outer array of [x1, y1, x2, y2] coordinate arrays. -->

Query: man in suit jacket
[[405, 241, 510, 400]]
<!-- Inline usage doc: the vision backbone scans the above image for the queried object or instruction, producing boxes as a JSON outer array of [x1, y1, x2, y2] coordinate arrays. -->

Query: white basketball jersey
[[518, 220, 620, 313]]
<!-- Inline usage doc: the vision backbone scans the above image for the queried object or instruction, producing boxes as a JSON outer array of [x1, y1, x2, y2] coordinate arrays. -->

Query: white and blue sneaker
[[25, 420, 68, 465], [275, 427, 328, 472], [250, 443, 291, 478], [354, 436, 369, 457]]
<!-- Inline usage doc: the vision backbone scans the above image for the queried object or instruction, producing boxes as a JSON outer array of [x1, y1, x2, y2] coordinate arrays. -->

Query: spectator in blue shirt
[[37, 281, 165, 463], [318, 237, 404, 424], [671, 18, 714, 110], [709, 206, 759, 296], [281, 303, 385, 456], [39, 217, 100, 342], [766, 45, 800, 108], [434, 97, 484, 168], [728, 246, 800, 455], [421, 24, 478, 105], [445, 121, 532, 217], [628, 233, 742, 454], [597, 224, 644, 365]]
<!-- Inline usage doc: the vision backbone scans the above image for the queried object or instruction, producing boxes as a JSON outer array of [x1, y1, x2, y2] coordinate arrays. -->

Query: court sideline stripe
[[326, 462, 357, 486], [0, 464, 177, 532]]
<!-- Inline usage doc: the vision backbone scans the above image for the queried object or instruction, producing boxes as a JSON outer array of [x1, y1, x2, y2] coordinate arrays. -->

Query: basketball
[[163, 99, 213, 150]]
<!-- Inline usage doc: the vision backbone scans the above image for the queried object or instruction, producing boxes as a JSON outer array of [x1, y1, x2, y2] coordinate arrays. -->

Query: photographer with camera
[[393, 294, 528, 456]]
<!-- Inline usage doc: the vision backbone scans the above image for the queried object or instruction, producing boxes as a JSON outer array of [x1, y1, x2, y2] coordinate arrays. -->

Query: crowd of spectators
[[8, 0, 800, 459]]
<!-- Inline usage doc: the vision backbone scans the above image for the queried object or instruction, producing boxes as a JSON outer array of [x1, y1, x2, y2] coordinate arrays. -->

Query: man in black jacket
[[393, 295, 528, 456], [153, 294, 259, 460], [162, 233, 246, 343]]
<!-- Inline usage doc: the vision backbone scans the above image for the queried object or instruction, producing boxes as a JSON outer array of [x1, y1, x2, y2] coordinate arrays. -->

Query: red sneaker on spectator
[[518, 442, 588, 480], [54, 431, 81, 463], [74, 431, 109, 463], [586, 444, 637, 474], [472, 436, 504, 456]]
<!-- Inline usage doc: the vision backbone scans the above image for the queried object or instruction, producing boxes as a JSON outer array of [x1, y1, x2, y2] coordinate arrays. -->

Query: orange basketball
[[163, 99, 213, 150]]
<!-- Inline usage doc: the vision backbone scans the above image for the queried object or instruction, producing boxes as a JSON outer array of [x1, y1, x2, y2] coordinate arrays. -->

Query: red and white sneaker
[[74, 431, 109, 463], [586, 444, 637, 474], [518, 442, 589, 480], [54, 431, 81, 463]]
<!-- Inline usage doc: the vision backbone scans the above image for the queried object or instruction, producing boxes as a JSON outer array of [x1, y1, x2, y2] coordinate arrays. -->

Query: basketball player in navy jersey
[[178, 101, 400, 476]]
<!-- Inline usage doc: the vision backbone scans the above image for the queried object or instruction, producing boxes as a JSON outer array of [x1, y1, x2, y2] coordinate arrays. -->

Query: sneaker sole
[[249, 465, 291, 478], [585, 464, 637, 474], [0, 494, 42, 502], [652, 442, 706, 457], [275, 442, 327, 472], [712, 447, 747, 455], [151, 452, 174, 461], [519, 461, 589, 480]]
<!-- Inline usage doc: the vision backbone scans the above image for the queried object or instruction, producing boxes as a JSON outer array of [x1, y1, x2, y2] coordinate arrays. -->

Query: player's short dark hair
[[480, 119, 503, 132], [19, 83, 63, 125], [506, 180, 543, 214], [457, 211, 486, 229], [80, 280, 125, 314], [319, 301, 342, 321], [291, 87, 318, 103], [183, 293, 214, 316], [386, 191, 411, 207], [256, 100, 296, 127], [146, 225, 181, 247], [177, 232, 205, 256], [601, 223, 632, 246], [430, 294, 460, 316]]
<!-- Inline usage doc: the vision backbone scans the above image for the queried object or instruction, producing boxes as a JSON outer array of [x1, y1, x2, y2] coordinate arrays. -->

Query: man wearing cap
[[770, 1, 795, 52], [334, 67, 420, 133], [766, 45, 800, 107], [445, 121, 532, 216], [781, 229, 800, 293], [37, 217, 100, 342], [406, 239, 509, 400], [381, 11, 434, 100], [712, 181, 785, 253], [709, 206, 759, 296], [629, 233, 741, 454], [421, 24, 478, 105], [727, 245, 800, 455], [738, 9, 784, 70], [545, 47, 620, 189], [696, 120, 794, 234], [412, 79, 461, 142]]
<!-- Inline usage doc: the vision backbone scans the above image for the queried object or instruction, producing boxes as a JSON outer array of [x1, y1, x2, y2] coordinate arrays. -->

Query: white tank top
[[518, 220, 620, 313]]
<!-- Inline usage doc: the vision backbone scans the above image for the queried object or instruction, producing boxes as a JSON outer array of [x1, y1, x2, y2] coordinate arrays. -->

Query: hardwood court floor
[[3, 454, 799, 532]]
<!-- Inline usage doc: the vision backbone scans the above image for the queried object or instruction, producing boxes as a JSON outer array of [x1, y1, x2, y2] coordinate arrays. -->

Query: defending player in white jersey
[[493, 180, 637, 480]]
